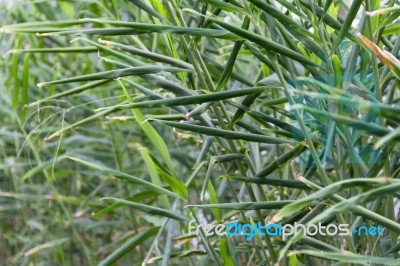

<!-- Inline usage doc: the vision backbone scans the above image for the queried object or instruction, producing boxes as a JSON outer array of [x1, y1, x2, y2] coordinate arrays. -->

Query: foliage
[[1, 0, 400, 265]]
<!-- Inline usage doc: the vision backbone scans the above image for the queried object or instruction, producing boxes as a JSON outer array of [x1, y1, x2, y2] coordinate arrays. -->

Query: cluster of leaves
[[1, 0, 400, 265]]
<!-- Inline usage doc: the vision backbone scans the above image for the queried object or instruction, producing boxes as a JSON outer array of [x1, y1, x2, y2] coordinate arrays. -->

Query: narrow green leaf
[[99, 39, 193, 70], [187, 200, 306, 210], [98, 227, 160, 266], [92, 191, 160, 219], [23, 238, 70, 257], [216, 15, 250, 91], [118, 79, 176, 173], [37, 66, 190, 87], [248, 0, 314, 39], [29, 80, 111, 106], [152, 119, 297, 144], [309, 182, 400, 225], [138, 145, 171, 209], [256, 145, 308, 177], [101, 197, 188, 221], [331, 0, 363, 52], [62, 156, 179, 198], [206, 0, 246, 13], [5, 47, 97, 56], [221, 175, 314, 190], [126, 0, 169, 22], [20, 54, 30, 122], [148, 154, 188, 200], [96, 86, 267, 112]]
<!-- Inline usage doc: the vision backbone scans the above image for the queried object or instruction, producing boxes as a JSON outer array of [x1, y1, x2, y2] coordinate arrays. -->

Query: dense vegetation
[[1, 0, 400, 265]]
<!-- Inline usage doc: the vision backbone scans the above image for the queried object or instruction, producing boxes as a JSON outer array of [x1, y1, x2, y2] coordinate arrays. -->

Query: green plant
[[1, 0, 400, 265]]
